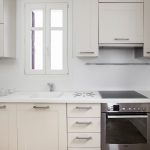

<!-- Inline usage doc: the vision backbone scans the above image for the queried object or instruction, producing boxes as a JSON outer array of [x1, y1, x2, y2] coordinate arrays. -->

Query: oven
[[101, 103, 150, 150]]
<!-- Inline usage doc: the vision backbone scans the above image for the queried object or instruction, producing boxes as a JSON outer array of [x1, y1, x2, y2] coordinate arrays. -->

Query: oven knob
[[133, 108, 136, 111], [142, 107, 146, 111], [129, 108, 132, 111], [122, 108, 125, 111], [137, 108, 141, 111]]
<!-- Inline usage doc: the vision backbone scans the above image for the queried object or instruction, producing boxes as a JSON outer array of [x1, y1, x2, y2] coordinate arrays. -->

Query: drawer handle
[[75, 137, 92, 140], [75, 121, 92, 125], [114, 38, 129, 41], [146, 52, 150, 54], [80, 52, 94, 54], [75, 106, 92, 110], [0, 105, 6, 109], [33, 106, 50, 109]]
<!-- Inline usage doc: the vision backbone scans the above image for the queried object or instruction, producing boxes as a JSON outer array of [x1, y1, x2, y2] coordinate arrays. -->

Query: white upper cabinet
[[143, 0, 150, 57], [17, 104, 67, 150], [0, 24, 4, 56], [99, 3, 144, 46], [73, 0, 98, 57], [0, 0, 4, 23], [0, 0, 16, 58]]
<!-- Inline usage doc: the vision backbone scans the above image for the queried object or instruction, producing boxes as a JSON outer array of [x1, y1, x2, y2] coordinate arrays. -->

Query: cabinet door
[[99, 3, 144, 44], [17, 104, 67, 150], [0, 0, 4, 23], [144, 0, 150, 57], [0, 24, 4, 56], [73, 0, 98, 57], [0, 104, 17, 150]]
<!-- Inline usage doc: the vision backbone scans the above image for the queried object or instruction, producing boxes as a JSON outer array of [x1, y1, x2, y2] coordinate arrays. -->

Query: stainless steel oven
[[101, 103, 150, 150]]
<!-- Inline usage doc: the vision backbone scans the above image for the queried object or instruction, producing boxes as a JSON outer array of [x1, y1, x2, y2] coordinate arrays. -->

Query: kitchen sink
[[29, 92, 64, 98]]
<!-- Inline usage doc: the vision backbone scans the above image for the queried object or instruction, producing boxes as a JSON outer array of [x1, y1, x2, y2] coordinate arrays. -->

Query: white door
[[0, 24, 4, 56], [0, 104, 17, 150], [99, 3, 144, 44], [17, 104, 67, 150], [0, 0, 4, 23], [73, 0, 98, 57]]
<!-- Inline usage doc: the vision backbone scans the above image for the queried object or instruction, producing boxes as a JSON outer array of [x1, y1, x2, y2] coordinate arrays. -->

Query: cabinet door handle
[[75, 121, 92, 125], [75, 106, 92, 110], [146, 52, 150, 54], [33, 106, 50, 109], [0, 105, 6, 109], [114, 38, 130, 41], [75, 136, 92, 140], [80, 52, 94, 54]]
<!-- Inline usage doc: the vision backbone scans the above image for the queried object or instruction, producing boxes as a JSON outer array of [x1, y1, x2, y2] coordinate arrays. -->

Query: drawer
[[67, 104, 100, 118], [68, 118, 100, 133], [68, 133, 100, 148], [68, 148, 101, 150]]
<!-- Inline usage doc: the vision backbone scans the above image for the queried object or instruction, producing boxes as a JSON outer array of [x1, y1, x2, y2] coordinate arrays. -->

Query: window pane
[[31, 30, 43, 70], [51, 30, 63, 70], [51, 10, 63, 27], [32, 10, 43, 28]]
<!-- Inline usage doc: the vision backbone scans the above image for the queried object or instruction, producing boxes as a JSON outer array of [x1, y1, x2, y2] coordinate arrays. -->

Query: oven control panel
[[106, 104, 147, 112]]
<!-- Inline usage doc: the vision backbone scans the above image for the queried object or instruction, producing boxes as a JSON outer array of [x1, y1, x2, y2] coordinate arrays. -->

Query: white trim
[[25, 2, 69, 75]]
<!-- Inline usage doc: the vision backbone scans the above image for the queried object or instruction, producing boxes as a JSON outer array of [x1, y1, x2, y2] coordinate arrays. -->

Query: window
[[25, 3, 68, 74]]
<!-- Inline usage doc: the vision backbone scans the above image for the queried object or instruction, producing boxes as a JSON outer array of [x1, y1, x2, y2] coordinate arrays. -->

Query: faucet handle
[[47, 82, 54, 92]]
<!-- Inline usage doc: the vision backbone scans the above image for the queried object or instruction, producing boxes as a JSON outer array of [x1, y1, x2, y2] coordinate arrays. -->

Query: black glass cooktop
[[99, 91, 148, 99]]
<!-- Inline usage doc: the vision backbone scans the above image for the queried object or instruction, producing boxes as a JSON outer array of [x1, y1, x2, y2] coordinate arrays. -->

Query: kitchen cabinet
[[0, 24, 4, 56], [0, 104, 17, 150], [73, 0, 98, 57], [99, 3, 144, 46], [67, 104, 101, 149], [0, 0, 16, 58], [0, 0, 4, 23], [17, 104, 67, 150], [143, 0, 150, 57]]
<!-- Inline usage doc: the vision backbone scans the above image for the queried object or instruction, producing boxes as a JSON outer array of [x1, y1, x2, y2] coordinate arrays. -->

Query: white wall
[[0, 0, 150, 91]]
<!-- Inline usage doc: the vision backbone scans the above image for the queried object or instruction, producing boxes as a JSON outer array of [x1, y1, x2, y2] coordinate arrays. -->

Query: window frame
[[25, 3, 68, 75]]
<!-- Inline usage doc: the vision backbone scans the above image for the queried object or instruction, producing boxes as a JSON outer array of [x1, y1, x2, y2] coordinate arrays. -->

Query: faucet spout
[[47, 82, 54, 92]]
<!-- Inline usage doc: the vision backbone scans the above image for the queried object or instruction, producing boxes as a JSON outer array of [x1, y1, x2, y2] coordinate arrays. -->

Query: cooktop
[[99, 91, 148, 99]]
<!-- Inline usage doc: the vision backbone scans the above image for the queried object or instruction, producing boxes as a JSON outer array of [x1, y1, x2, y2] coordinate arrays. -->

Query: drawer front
[[68, 148, 101, 150], [67, 104, 100, 118], [68, 118, 100, 133], [68, 133, 100, 148]]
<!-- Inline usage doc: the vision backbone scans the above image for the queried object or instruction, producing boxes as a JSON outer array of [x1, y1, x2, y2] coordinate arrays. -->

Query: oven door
[[102, 112, 150, 150]]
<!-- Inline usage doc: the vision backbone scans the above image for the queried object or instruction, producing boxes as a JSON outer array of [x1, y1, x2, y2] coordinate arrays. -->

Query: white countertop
[[0, 90, 150, 103]]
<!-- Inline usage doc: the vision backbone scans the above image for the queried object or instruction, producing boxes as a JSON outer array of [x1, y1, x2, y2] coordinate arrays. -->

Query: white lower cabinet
[[69, 148, 100, 150], [0, 104, 17, 150], [17, 104, 67, 150], [67, 104, 101, 150], [68, 133, 100, 148]]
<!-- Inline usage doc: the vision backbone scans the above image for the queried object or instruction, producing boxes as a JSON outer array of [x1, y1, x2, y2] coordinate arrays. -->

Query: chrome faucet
[[47, 82, 54, 92]]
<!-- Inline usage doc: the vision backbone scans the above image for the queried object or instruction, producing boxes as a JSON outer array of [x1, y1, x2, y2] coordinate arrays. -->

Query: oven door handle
[[107, 115, 148, 119]]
